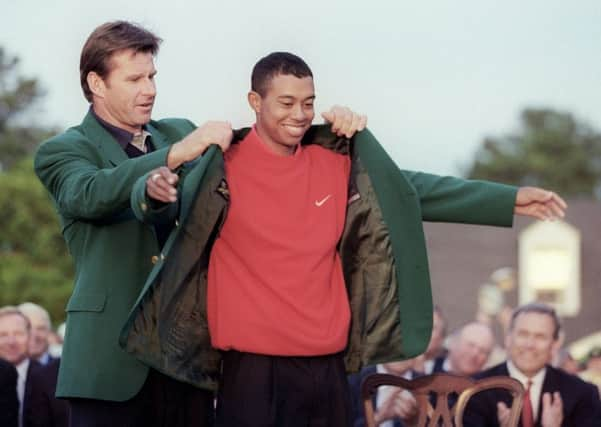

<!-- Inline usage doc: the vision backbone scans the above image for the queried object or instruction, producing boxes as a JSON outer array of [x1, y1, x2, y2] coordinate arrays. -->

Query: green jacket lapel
[[146, 122, 170, 150], [81, 112, 129, 166]]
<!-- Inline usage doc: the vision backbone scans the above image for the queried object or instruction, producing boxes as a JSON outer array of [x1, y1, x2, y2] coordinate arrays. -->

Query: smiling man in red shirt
[[208, 53, 361, 425]]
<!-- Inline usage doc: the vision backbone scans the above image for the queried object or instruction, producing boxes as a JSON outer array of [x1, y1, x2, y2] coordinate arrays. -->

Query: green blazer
[[34, 112, 195, 401], [120, 126, 518, 391]]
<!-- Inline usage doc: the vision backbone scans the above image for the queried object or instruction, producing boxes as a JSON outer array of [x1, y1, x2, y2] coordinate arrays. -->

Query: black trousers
[[216, 351, 352, 427], [69, 369, 214, 427]]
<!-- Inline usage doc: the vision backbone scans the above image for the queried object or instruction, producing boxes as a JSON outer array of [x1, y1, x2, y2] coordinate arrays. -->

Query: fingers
[[515, 187, 567, 221], [146, 166, 179, 203], [321, 105, 367, 138], [496, 402, 511, 427], [396, 390, 418, 419]]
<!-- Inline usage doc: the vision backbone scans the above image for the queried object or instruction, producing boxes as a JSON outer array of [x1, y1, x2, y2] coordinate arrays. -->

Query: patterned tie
[[521, 380, 534, 427]]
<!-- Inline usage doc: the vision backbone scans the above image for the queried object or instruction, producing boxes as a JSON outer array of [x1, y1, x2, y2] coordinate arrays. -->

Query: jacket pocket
[[65, 291, 107, 313]]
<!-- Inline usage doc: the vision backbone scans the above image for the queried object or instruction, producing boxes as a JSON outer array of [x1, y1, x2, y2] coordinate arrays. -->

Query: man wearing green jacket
[[35, 22, 365, 427], [121, 52, 566, 426]]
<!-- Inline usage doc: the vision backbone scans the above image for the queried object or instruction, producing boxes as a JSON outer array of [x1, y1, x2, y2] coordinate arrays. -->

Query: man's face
[[0, 314, 30, 365], [92, 49, 156, 133], [506, 312, 557, 377], [448, 323, 494, 376], [250, 73, 315, 156], [26, 312, 50, 359]]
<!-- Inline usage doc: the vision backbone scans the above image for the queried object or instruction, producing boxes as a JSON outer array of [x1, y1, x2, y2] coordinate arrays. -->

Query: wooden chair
[[454, 376, 524, 427], [361, 372, 524, 427]]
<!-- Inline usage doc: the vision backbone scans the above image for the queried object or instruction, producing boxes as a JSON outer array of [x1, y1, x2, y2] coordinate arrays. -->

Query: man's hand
[[374, 388, 418, 425], [167, 121, 233, 169], [321, 105, 367, 138], [146, 166, 179, 203], [496, 402, 512, 427], [515, 187, 567, 220], [540, 391, 563, 427]]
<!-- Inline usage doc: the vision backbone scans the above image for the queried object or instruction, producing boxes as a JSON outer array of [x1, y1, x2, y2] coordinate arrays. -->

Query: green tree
[[465, 108, 601, 199], [0, 158, 73, 323], [0, 47, 72, 323], [0, 47, 54, 170]]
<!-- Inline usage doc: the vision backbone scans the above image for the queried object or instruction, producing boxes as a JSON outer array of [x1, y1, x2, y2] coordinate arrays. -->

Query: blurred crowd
[[0, 303, 67, 427], [348, 304, 601, 426], [2, 300, 600, 427]]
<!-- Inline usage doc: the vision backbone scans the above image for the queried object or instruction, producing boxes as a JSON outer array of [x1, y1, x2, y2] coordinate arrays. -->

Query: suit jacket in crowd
[[0, 357, 19, 427], [24, 358, 69, 427]]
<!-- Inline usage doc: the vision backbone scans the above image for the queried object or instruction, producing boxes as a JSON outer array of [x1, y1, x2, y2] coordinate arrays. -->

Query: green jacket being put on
[[120, 126, 517, 391]]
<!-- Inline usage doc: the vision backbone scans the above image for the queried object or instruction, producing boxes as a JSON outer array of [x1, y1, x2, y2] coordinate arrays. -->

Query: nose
[[142, 77, 156, 97], [291, 103, 307, 121]]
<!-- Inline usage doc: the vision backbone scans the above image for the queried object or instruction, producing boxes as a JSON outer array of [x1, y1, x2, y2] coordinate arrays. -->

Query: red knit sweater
[[207, 128, 351, 355]]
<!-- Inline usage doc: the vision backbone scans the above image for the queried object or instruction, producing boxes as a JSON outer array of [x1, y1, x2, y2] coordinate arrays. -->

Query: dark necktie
[[521, 380, 534, 427]]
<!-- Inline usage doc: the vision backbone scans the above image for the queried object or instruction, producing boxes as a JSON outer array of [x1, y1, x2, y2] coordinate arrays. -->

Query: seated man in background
[[433, 321, 495, 377], [348, 358, 420, 427], [463, 303, 601, 427]]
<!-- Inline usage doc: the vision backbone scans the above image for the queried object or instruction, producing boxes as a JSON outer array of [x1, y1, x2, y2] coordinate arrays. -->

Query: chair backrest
[[361, 372, 475, 427], [454, 376, 524, 427]]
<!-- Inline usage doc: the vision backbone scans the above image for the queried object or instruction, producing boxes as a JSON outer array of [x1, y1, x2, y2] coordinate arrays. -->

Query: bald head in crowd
[[447, 322, 495, 376]]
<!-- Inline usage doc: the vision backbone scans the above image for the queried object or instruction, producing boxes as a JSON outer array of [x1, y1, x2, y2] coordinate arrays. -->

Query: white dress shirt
[[507, 360, 546, 421], [15, 358, 30, 427]]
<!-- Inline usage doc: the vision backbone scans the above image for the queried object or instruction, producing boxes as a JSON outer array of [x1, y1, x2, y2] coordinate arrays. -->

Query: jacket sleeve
[[34, 131, 171, 221], [402, 171, 518, 227], [130, 171, 179, 225]]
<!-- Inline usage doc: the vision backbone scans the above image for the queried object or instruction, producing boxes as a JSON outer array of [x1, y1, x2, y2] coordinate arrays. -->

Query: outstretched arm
[[515, 187, 567, 220]]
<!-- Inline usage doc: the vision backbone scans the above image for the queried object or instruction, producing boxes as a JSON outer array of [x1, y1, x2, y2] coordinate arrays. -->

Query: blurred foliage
[[0, 46, 56, 170], [465, 108, 601, 199], [0, 158, 73, 324], [0, 47, 71, 324]]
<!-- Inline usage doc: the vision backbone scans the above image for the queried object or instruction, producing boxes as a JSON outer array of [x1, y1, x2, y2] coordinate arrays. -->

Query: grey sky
[[2, 0, 600, 175]]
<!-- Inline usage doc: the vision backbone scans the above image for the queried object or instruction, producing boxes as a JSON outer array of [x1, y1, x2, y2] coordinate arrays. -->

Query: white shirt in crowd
[[15, 358, 30, 427], [507, 360, 546, 421]]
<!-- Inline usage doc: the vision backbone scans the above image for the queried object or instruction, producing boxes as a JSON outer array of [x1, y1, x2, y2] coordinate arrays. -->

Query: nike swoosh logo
[[315, 195, 332, 207]]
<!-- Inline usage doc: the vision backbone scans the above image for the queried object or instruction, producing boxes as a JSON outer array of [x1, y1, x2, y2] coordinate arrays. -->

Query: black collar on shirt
[[89, 106, 146, 149]]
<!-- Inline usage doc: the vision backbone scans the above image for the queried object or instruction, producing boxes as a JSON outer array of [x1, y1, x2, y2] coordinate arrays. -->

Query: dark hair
[[251, 52, 313, 97], [80, 21, 162, 102], [509, 302, 561, 340]]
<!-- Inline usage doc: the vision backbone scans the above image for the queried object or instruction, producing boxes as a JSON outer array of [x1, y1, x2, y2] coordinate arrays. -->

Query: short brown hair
[[80, 21, 162, 102]]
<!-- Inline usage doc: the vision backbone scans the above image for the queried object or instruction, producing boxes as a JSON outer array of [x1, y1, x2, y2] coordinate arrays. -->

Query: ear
[[87, 71, 106, 99], [248, 91, 262, 113]]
